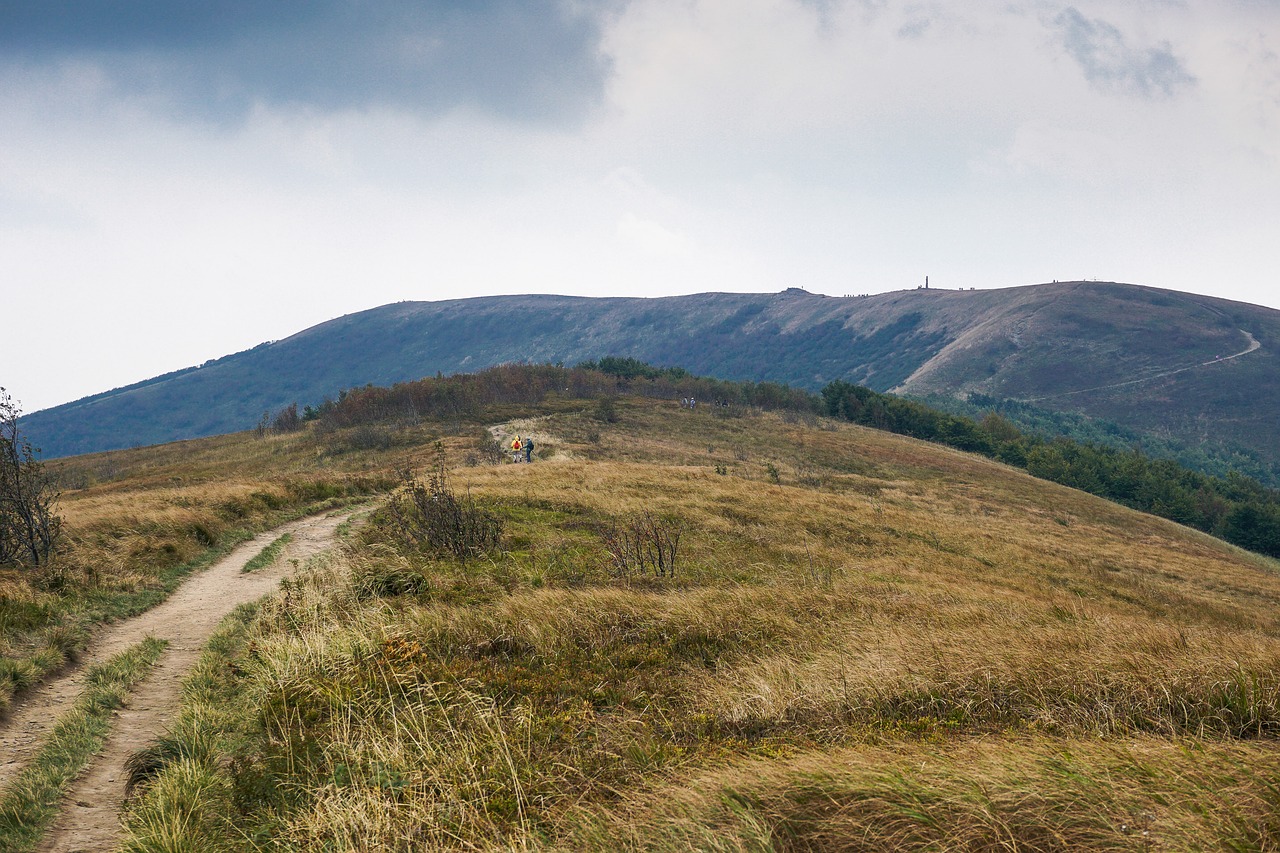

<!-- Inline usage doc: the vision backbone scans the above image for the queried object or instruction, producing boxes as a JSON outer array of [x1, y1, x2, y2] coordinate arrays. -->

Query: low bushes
[[383, 449, 503, 563]]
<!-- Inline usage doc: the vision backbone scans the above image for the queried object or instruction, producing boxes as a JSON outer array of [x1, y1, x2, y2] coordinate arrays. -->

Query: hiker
[[510, 435, 523, 463], [524, 436, 534, 463]]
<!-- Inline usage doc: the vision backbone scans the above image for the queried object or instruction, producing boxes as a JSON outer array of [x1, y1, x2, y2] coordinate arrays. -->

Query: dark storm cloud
[[0, 1, 613, 121], [1051, 7, 1196, 99]]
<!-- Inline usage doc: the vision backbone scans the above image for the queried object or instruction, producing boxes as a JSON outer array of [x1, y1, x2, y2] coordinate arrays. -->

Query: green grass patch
[[0, 635, 168, 853], [117, 604, 262, 852], [241, 533, 292, 573]]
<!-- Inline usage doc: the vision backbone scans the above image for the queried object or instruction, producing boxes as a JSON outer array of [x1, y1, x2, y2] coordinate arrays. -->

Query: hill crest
[[20, 281, 1280, 473]]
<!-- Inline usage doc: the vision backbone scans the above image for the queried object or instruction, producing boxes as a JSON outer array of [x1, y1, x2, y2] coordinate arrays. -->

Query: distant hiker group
[[681, 397, 734, 410], [509, 434, 534, 463]]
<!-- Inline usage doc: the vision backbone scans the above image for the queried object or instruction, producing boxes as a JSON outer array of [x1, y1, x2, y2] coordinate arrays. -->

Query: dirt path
[[489, 417, 563, 462], [1025, 329, 1262, 403], [0, 510, 353, 853]]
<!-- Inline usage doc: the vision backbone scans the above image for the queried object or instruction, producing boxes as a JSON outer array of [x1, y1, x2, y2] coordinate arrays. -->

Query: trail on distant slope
[[0, 511, 353, 853], [1023, 329, 1261, 403]]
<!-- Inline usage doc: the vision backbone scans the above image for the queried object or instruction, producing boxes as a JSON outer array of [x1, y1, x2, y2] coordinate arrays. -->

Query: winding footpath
[[0, 510, 353, 852], [1024, 329, 1262, 403]]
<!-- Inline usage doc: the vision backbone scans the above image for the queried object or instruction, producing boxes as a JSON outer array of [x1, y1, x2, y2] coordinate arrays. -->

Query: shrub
[[270, 403, 303, 433], [325, 425, 395, 455], [384, 445, 503, 563], [597, 511, 685, 578], [594, 397, 619, 424], [465, 431, 505, 467]]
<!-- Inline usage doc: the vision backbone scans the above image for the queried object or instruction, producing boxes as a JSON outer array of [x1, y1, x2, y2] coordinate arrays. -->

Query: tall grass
[[563, 737, 1280, 851], [47, 398, 1280, 849]]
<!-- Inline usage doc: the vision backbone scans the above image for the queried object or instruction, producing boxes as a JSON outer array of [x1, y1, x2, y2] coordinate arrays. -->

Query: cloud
[[3, 0, 1280, 415], [0, 0, 614, 122], [1050, 6, 1197, 99], [615, 212, 692, 256]]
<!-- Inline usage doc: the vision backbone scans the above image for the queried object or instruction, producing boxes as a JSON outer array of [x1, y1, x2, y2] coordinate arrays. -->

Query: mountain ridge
[[20, 281, 1279, 471]]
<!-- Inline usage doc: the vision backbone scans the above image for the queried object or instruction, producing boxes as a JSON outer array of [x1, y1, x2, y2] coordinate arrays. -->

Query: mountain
[[21, 281, 1280, 469]]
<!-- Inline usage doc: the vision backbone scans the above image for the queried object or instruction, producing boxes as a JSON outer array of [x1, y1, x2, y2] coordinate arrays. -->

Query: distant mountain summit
[[22, 281, 1280, 470]]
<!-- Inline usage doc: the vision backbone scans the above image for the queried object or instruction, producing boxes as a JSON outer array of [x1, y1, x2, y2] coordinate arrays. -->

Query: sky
[[2, 0, 1278, 413]]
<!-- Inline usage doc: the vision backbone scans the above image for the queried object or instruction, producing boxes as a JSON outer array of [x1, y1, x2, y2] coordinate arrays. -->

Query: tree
[[1, 388, 62, 567], [270, 402, 302, 433], [1221, 502, 1280, 558]]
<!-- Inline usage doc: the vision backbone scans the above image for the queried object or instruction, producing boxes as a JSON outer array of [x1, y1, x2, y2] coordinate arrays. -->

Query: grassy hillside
[[21, 282, 1280, 481], [10, 377, 1271, 848], [898, 282, 1280, 470]]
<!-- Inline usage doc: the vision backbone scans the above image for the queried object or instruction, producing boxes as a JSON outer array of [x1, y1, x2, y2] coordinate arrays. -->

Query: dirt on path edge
[[0, 510, 354, 853]]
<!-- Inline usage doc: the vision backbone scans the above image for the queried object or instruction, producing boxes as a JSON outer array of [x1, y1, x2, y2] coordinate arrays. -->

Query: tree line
[[920, 392, 1280, 489], [271, 360, 814, 433]]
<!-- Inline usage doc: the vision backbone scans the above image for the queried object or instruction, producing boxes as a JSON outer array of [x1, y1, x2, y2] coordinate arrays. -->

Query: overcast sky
[[2, 0, 1278, 413]]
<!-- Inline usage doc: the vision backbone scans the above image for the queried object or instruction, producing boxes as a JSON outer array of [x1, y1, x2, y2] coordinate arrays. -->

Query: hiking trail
[[0, 510, 354, 853]]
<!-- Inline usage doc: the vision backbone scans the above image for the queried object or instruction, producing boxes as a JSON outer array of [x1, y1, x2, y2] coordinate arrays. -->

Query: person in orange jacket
[[510, 435, 523, 463]]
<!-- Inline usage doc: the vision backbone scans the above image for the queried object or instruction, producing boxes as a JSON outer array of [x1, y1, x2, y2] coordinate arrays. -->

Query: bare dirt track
[[0, 510, 352, 853]]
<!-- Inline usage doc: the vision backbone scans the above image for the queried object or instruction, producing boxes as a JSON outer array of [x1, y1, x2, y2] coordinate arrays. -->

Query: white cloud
[[1049, 6, 1196, 98], [616, 212, 694, 255], [1, 0, 1279, 413]]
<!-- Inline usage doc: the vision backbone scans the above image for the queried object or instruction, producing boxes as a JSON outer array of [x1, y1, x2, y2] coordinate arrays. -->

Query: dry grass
[[108, 398, 1280, 849], [0, 425, 392, 712], [564, 736, 1280, 851]]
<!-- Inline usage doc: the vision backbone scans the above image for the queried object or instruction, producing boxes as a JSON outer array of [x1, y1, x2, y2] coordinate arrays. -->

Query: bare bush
[[465, 431, 505, 467], [598, 511, 685, 578], [1, 388, 62, 567], [271, 402, 303, 433]]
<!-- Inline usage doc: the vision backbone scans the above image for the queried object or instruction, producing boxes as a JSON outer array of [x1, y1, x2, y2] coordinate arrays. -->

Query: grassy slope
[[112, 397, 1280, 850], [0, 428, 393, 713], [899, 281, 1280, 464]]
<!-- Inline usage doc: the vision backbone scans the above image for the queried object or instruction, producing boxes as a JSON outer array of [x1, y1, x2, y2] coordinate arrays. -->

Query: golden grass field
[[8, 394, 1280, 849]]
